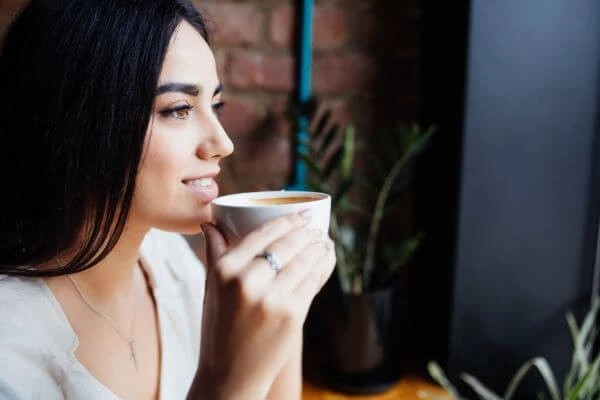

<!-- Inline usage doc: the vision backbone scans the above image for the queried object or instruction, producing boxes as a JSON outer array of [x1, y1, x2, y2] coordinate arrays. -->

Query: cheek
[[136, 131, 189, 201]]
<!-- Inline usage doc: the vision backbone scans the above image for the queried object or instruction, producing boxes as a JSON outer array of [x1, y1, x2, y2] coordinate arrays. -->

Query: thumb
[[201, 223, 228, 267]]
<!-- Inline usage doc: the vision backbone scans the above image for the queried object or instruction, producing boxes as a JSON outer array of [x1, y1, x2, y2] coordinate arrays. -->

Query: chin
[[152, 211, 212, 235]]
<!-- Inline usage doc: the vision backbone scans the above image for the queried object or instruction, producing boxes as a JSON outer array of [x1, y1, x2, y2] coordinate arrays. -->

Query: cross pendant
[[129, 340, 139, 370]]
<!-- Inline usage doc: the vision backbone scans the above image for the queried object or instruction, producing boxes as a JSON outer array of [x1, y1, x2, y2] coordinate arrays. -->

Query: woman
[[0, 0, 336, 399]]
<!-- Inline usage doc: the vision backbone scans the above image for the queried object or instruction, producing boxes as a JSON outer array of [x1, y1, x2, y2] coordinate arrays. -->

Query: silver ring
[[259, 251, 283, 273]]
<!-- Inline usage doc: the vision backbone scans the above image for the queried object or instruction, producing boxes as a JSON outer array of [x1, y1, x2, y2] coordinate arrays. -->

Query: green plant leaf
[[341, 125, 355, 179], [579, 300, 599, 347], [306, 181, 326, 194], [591, 372, 600, 399], [563, 300, 600, 397], [297, 152, 322, 177], [460, 373, 502, 400], [503, 358, 560, 400], [363, 124, 434, 289], [336, 197, 370, 217], [565, 313, 585, 388], [427, 361, 463, 400], [382, 233, 423, 269], [332, 178, 355, 208], [322, 146, 345, 180], [565, 353, 600, 400], [313, 109, 332, 139], [304, 140, 321, 156], [566, 299, 600, 384], [318, 123, 340, 154]]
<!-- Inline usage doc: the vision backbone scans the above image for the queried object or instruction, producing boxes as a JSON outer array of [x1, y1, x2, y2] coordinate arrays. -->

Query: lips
[[182, 174, 220, 202], [185, 177, 213, 189]]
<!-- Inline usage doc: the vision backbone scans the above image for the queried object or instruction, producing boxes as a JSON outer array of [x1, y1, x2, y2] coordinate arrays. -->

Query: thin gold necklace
[[68, 271, 139, 370]]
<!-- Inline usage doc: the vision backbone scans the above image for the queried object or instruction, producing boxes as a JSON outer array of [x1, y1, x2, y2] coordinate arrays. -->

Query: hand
[[192, 211, 336, 400]]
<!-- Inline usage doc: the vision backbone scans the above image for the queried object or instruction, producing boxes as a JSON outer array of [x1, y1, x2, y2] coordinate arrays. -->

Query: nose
[[196, 116, 234, 160]]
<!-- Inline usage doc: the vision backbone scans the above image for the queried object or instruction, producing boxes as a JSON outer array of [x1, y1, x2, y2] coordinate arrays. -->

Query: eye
[[159, 104, 194, 120], [212, 101, 226, 117]]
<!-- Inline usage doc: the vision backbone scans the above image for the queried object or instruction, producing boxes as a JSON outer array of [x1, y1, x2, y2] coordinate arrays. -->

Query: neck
[[61, 224, 149, 303]]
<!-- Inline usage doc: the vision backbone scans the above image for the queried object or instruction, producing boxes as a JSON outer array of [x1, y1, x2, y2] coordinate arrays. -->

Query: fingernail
[[298, 209, 312, 221]]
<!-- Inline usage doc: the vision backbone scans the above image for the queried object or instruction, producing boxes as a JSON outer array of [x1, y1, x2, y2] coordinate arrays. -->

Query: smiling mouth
[[183, 177, 213, 189]]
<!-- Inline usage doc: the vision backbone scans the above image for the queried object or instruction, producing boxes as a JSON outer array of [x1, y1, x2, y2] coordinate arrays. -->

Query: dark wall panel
[[448, 0, 600, 390]]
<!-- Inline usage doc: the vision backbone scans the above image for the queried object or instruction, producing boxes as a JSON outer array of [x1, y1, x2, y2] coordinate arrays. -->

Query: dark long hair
[[0, 0, 209, 276]]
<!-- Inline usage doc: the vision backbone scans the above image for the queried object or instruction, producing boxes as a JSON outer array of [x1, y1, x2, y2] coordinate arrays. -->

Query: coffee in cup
[[211, 191, 331, 245], [245, 196, 321, 206]]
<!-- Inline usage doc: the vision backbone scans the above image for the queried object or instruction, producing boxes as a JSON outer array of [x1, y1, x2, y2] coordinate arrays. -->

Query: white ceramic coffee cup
[[211, 190, 331, 245]]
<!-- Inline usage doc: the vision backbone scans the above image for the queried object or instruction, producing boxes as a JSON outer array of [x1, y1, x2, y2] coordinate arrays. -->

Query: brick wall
[[0, 0, 422, 194], [195, 0, 422, 194]]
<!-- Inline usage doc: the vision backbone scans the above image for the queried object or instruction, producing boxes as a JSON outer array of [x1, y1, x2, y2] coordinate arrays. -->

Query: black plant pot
[[303, 275, 406, 395]]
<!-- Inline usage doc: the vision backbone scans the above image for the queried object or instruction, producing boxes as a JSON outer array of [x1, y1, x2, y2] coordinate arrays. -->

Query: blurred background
[[2, 0, 600, 398]]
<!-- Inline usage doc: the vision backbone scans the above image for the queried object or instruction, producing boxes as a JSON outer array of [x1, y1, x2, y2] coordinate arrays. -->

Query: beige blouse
[[0, 229, 206, 399]]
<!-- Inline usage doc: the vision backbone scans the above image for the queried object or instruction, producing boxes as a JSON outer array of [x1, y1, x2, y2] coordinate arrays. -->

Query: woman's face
[[130, 21, 233, 234]]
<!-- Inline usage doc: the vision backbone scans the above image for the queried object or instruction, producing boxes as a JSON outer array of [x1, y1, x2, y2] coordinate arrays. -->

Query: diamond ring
[[259, 251, 283, 273]]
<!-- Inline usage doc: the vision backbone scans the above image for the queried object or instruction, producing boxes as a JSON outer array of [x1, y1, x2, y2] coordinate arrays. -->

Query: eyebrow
[[156, 82, 223, 97]]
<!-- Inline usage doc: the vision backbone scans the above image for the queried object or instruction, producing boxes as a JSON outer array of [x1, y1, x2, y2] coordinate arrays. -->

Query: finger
[[236, 228, 324, 299], [218, 210, 312, 276], [292, 238, 335, 294], [315, 242, 336, 292], [269, 240, 330, 295], [246, 226, 323, 275], [289, 240, 336, 317], [201, 223, 228, 269]]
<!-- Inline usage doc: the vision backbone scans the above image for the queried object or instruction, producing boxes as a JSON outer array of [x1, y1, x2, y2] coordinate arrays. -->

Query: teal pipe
[[287, 0, 313, 190]]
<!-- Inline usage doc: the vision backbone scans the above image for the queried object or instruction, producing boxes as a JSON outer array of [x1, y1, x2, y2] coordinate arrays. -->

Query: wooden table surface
[[302, 376, 451, 400]]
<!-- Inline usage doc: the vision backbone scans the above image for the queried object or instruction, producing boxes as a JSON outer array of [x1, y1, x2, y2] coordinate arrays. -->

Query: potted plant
[[426, 297, 600, 400], [293, 101, 434, 394]]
